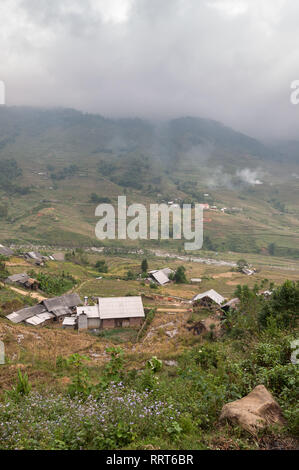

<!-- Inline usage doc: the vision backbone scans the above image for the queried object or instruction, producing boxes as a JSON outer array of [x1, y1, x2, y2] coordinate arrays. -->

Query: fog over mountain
[[1, 0, 299, 141]]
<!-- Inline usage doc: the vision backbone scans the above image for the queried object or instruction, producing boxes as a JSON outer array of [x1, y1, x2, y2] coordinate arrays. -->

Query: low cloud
[[0, 0, 299, 139], [236, 168, 264, 185], [207, 167, 264, 189]]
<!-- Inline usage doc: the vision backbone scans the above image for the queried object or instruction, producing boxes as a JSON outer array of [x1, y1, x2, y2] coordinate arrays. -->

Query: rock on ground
[[219, 385, 286, 434]]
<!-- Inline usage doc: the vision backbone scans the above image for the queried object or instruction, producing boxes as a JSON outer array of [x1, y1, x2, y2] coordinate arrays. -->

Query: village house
[[5, 273, 40, 290], [42, 293, 82, 322], [62, 316, 77, 329], [76, 305, 101, 330], [24, 251, 48, 266], [25, 312, 55, 327], [190, 278, 202, 284], [73, 296, 145, 331], [191, 289, 226, 307], [6, 293, 82, 326], [221, 298, 240, 312], [242, 267, 255, 276], [0, 244, 13, 257], [7, 304, 49, 324], [148, 268, 174, 286], [99, 296, 145, 329]]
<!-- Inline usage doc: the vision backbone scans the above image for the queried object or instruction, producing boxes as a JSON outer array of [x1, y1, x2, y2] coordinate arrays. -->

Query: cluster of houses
[[64, 296, 145, 331], [6, 293, 145, 331], [24, 251, 65, 265], [0, 241, 250, 334], [0, 244, 65, 266], [6, 293, 81, 326], [5, 286, 241, 332]]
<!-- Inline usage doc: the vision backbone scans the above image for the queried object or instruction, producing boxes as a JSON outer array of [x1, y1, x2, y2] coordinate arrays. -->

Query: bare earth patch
[[212, 272, 235, 279]]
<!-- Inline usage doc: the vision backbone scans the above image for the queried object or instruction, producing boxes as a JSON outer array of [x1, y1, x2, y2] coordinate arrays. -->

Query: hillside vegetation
[[0, 107, 298, 257], [0, 251, 298, 450]]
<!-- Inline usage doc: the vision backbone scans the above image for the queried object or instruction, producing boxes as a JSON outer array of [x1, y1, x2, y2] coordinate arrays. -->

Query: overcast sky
[[1, 0, 299, 140]]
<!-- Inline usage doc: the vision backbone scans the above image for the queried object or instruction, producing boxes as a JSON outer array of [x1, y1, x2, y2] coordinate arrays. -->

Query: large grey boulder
[[219, 385, 286, 434]]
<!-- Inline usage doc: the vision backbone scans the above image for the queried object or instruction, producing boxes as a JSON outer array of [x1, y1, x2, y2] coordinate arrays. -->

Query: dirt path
[[212, 271, 235, 279], [1, 283, 47, 301], [157, 308, 190, 313]]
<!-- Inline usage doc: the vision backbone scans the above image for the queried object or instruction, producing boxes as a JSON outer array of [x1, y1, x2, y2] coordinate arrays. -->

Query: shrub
[[259, 280, 299, 329], [174, 266, 187, 284]]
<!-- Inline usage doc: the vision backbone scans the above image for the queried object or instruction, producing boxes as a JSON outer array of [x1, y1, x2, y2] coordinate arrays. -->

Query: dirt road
[[1, 283, 47, 301]]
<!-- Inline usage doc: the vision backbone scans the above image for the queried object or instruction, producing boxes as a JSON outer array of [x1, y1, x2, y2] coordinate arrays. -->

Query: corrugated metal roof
[[161, 268, 174, 276], [43, 293, 81, 313], [25, 312, 54, 326], [77, 305, 100, 318], [25, 251, 43, 260], [62, 317, 77, 326], [150, 270, 170, 285], [6, 304, 46, 323], [98, 296, 145, 319], [222, 298, 240, 310], [51, 307, 73, 318], [192, 289, 225, 305], [6, 273, 29, 284], [0, 244, 13, 256]]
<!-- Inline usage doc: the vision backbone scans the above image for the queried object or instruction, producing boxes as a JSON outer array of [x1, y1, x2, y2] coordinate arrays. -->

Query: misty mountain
[[0, 106, 296, 170]]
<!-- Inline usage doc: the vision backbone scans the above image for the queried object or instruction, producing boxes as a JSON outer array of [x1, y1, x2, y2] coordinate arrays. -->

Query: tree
[[268, 242, 276, 256], [259, 280, 299, 329], [126, 270, 135, 280], [236, 259, 248, 272], [0, 259, 8, 280], [141, 259, 148, 273], [95, 260, 108, 273], [0, 204, 8, 219], [174, 266, 187, 284], [89, 193, 111, 204]]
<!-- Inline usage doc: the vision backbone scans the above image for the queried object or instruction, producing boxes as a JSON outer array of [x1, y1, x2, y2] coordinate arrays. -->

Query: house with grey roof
[[0, 244, 13, 257], [76, 305, 100, 330], [221, 298, 240, 312], [148, 268, 174, 286], [62, 316, 77, 329], [24, 251, 47, 265], [98, 296, 145, 329], [42, 293, 82, 322], [74, 296, 145, 331], [6, 304, 47, 324], [192, 289, 226, 306], [6, 272, 29, 285], [6, 292, 82, 326], [5, 272, 39, 290], [25, 312, 55, 326]]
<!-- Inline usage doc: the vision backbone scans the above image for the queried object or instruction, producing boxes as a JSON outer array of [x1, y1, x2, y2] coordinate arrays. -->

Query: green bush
[[259, 280, 299, 329]]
